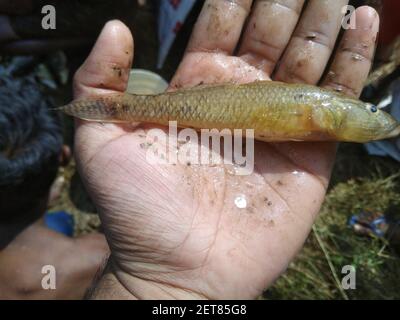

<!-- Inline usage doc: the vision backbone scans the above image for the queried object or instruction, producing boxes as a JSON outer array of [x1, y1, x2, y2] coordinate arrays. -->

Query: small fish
[[57, 81, 400, 143]]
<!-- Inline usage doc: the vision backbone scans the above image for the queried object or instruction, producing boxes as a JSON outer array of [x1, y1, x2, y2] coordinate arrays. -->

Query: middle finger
[[238, 0, 306, 76]]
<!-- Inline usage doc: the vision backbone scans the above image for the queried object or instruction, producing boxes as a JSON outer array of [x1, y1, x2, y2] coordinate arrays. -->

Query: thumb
[[73, 20, 134, 99], [73, 20, 134, 165]]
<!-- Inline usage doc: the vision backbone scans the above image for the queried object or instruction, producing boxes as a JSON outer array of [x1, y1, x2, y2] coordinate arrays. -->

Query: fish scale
[[57, 81, 400, 143]]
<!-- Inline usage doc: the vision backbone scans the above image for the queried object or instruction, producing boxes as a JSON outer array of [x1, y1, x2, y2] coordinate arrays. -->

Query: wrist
[[90, 259, 207, 300]]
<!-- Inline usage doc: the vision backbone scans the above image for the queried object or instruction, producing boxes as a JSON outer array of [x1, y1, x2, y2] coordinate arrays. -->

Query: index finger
[[185, 0, 252, 55]]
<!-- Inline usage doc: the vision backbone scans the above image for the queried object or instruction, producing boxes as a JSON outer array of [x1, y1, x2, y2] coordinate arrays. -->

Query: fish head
[[331, 99, 400, 142]]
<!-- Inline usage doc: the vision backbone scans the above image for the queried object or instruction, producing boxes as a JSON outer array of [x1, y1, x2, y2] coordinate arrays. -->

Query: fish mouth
[[381, 123, 400, 139]]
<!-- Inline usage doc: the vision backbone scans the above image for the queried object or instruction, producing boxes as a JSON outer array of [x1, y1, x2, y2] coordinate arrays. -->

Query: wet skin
[[73, 1, 380, 299]]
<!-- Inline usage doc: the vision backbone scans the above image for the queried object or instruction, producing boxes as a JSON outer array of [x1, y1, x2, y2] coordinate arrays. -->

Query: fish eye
[[370, 105, 378, 113]]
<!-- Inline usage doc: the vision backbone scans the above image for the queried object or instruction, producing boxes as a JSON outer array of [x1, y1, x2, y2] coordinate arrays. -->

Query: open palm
[[74, 1, 379, 299]]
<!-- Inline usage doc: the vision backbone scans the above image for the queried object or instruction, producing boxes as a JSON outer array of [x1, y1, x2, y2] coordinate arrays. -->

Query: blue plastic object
[[44, 211, 74, 237], [348, 213, 387, 237]]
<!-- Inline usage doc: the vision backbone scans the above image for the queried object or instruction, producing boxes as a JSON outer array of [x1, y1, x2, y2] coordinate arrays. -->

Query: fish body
[[59, 81, 400, 143]]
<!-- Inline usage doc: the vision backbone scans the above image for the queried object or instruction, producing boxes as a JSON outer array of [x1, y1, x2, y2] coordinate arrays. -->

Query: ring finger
[[274, 0, 349, 84]]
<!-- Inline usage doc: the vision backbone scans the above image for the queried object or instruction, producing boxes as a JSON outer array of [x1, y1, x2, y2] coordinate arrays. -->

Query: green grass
[[265, 165, 400, 299]]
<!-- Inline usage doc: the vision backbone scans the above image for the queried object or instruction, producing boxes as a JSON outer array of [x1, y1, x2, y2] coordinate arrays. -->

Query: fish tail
[[55, 94, 129, 123]]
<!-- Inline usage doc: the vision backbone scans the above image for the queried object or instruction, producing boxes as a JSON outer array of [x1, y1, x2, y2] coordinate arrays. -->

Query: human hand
[[73, 0, 379, 299]]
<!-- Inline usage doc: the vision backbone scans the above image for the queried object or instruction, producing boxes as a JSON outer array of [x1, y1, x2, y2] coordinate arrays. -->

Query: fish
[[57, 80, 400, 143]]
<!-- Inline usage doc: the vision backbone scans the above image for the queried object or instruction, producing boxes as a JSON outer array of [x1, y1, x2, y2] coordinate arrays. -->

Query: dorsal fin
[[167, 81, 262, 94]]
